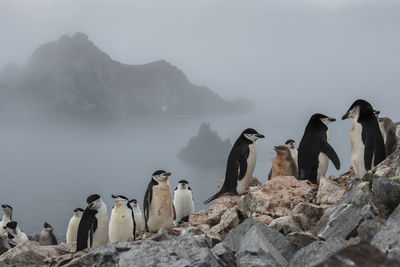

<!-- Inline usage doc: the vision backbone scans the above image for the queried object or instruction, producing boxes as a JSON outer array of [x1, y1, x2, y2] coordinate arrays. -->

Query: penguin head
[[73, 208, 84, 217], [378, 117, 394, 131], [87, 194, 101, 210], [242, 128, 265, 142], [1, 204, 13, 215], [308, 114, 336, 128], [342, 99, 373, 120], [285, 139, 296, 150], [128, 199, 138, 208], [111, 194, 129, 206], [43, 222, 53, 232], [152, 170, 171, 182], [274, 145, 290, 156], [177, 180, 189, 190], [4, 221, 18, 235]]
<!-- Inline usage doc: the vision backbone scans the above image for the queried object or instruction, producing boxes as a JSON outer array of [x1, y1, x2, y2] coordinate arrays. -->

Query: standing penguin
[[38, 222, 58, 246], [285, 139, 298, 167], [298, 114, 341, 184], [268, 145, 298, 180], [109, 195, 135, 243], [204, 128, 265, 204], [378, 117, 398, 156], [0, 205, 13, 236], [76, 194, 109, 251], [3, 221, 28, 245], [128, 199, 144, 232], [66, 208, 84, 244], [173, 180, 194, 224], [342, 99, 385, 177], [143, 170, 175, 232]]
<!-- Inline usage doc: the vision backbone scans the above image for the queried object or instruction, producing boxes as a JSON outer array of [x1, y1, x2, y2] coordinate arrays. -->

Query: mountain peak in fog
[[0, 33, 253, 119]]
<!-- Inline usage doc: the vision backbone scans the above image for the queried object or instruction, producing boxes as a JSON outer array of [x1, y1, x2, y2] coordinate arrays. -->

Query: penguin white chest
[[109, 205, 133, 243], [147, 183, 174, 232], [236, 143, 257, 195], [173, 189, 194, 222], [350, 120, 366, 177], [92, 204, 109, 249], [66, 216, 81, 243]]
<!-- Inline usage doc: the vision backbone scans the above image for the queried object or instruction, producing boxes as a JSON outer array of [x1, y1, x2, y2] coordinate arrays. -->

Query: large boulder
[[0, 236, 10, 256], [316, 176, 347, 205]]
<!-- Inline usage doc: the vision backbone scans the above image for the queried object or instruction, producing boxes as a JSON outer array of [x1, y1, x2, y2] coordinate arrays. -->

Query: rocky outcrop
[[178, 123, 232, 165]]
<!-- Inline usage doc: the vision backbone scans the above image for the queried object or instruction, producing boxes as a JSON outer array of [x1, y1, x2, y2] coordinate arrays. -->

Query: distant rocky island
[[178, 123, 231, 165], [0, 33, 253, 119]]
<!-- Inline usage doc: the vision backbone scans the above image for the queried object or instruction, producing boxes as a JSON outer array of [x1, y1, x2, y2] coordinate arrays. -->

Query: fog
[[0, 0, 399, 238]]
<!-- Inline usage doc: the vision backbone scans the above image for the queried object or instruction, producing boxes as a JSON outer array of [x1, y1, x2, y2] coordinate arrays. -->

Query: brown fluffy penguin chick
[[378, 117, 398, 156], [268, 145, 298, 180], [38, 222, 58, 246]]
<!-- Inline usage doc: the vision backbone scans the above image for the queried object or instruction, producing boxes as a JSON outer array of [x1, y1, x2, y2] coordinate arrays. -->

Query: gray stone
[[286, 232, 318, 249], [371, 204, 400, 260], [216, 218, 259, 252], [0, 236, 10, 256], [371, 177, 400, 216], [289, 238, 346, 267], [315, 243, 400, 267], [357, 218, 384, 243]]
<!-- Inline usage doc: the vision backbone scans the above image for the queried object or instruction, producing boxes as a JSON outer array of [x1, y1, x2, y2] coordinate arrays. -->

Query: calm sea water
[[0, 109, 351, 239]]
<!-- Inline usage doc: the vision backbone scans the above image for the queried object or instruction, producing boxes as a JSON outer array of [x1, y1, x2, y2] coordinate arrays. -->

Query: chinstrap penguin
[[378, 117, 398, 156], [342, 99, 385, 178], [0, 205, 13, 236], [268, 145, 298, 180], [173, 180, 194, 224], [109, 195, 135, 243], [128, 199, 144, 232], [38, 222, 58, 245], [4, 221, 29, 245], [143, 170, 176, 232], [204, 128, 265, 204], [285, 139, 298, 168], [298, 114, 341, 185], [66, 208, 84, 244], [76, 194, 109, 251]]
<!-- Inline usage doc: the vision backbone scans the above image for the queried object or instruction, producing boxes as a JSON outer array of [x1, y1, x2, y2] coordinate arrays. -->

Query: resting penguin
[[66, 208, 84, 244], [298, 114, 341, 185], [109, 195, 135, 243], [4, 221, 29, 245], [285, 139, 298, 167], [204, 128, 265, 204], [173, 180, 194, 224], [378, 117, 397, 156], [143, 170, 176, 232], [39, 222, 58, 246], [76, 194, 109, 251], [128, 199, 144, 232], [268, 145, 298, 180], [0, 205, 13, 236], [342, 99, 385, 178]]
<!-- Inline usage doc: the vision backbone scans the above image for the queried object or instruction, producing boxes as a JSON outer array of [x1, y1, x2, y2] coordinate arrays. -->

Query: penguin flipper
[[268, 168, 272, 180], [144, 180, 157, 232], [172, 203, 176, 220], [363, 133, 375, 171], [203, 190, 226, 204], [76, 208, 97, 251], [321, 141, 341, 170]]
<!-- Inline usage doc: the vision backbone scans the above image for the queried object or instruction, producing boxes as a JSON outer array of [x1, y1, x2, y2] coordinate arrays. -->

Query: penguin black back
[[127, 200, 137, 241], [76, 208, 98, 251], [143, 171, 161, 232]]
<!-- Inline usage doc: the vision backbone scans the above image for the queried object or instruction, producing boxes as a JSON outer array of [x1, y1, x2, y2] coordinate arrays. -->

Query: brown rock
[[316, 176, 347, 205]]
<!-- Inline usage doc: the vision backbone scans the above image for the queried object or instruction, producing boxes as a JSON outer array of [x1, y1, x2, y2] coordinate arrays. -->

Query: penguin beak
[[273, 146, 278, 151], [342, 113, 349, 120], [165, 172, 171, 177], [111, 194, 117, 199], [256, 134, 265, 139], [328, 118, 336, 122]]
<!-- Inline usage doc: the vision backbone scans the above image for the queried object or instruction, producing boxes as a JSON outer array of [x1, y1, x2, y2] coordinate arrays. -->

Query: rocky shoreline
[[1, 125, 400, 266]]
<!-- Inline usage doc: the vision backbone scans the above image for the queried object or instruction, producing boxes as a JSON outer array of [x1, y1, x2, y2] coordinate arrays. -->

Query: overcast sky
[[1, 0, 399, 116]]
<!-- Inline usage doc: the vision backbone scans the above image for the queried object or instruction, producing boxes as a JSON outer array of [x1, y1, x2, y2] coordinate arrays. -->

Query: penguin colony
[[0, 99, 397, 251]]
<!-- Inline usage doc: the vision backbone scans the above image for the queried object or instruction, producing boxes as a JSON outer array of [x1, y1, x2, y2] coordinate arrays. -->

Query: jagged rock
[[357, 218, 385, 243], [0, 241, 75, 266], [371, 204, 400, 261], [212, 218, 297, 267], [312, 180, 378, 240], [210, 207, 244, 238], [0, 236, 10, 256], [315, 243, 400, 267], [371, 177, 400, 216], [64, 227, 223, 267], [286, 232, 319, 249], [316, 176, 347, 205], [269, 202, 325, 234], [289, 238, 346, 267]]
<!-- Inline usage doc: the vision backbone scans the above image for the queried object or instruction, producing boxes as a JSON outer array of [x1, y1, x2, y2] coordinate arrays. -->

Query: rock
[[316, 176, 347, 205], [286, 232, 318, 249], [64, 227, 224, 267], [269, 202, 325, 234], [289, 238, 346, 267], [371, 177, 400, 216], [315, 243, 400, 267], [0, 236, 10, 256], [312, 181, 378, 240], [371, 204, 400, 260], [212, 218, 297, 266], [210, 207, 244, 238], [0, 241, 75, 266], [357, 218, 384, 243]]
